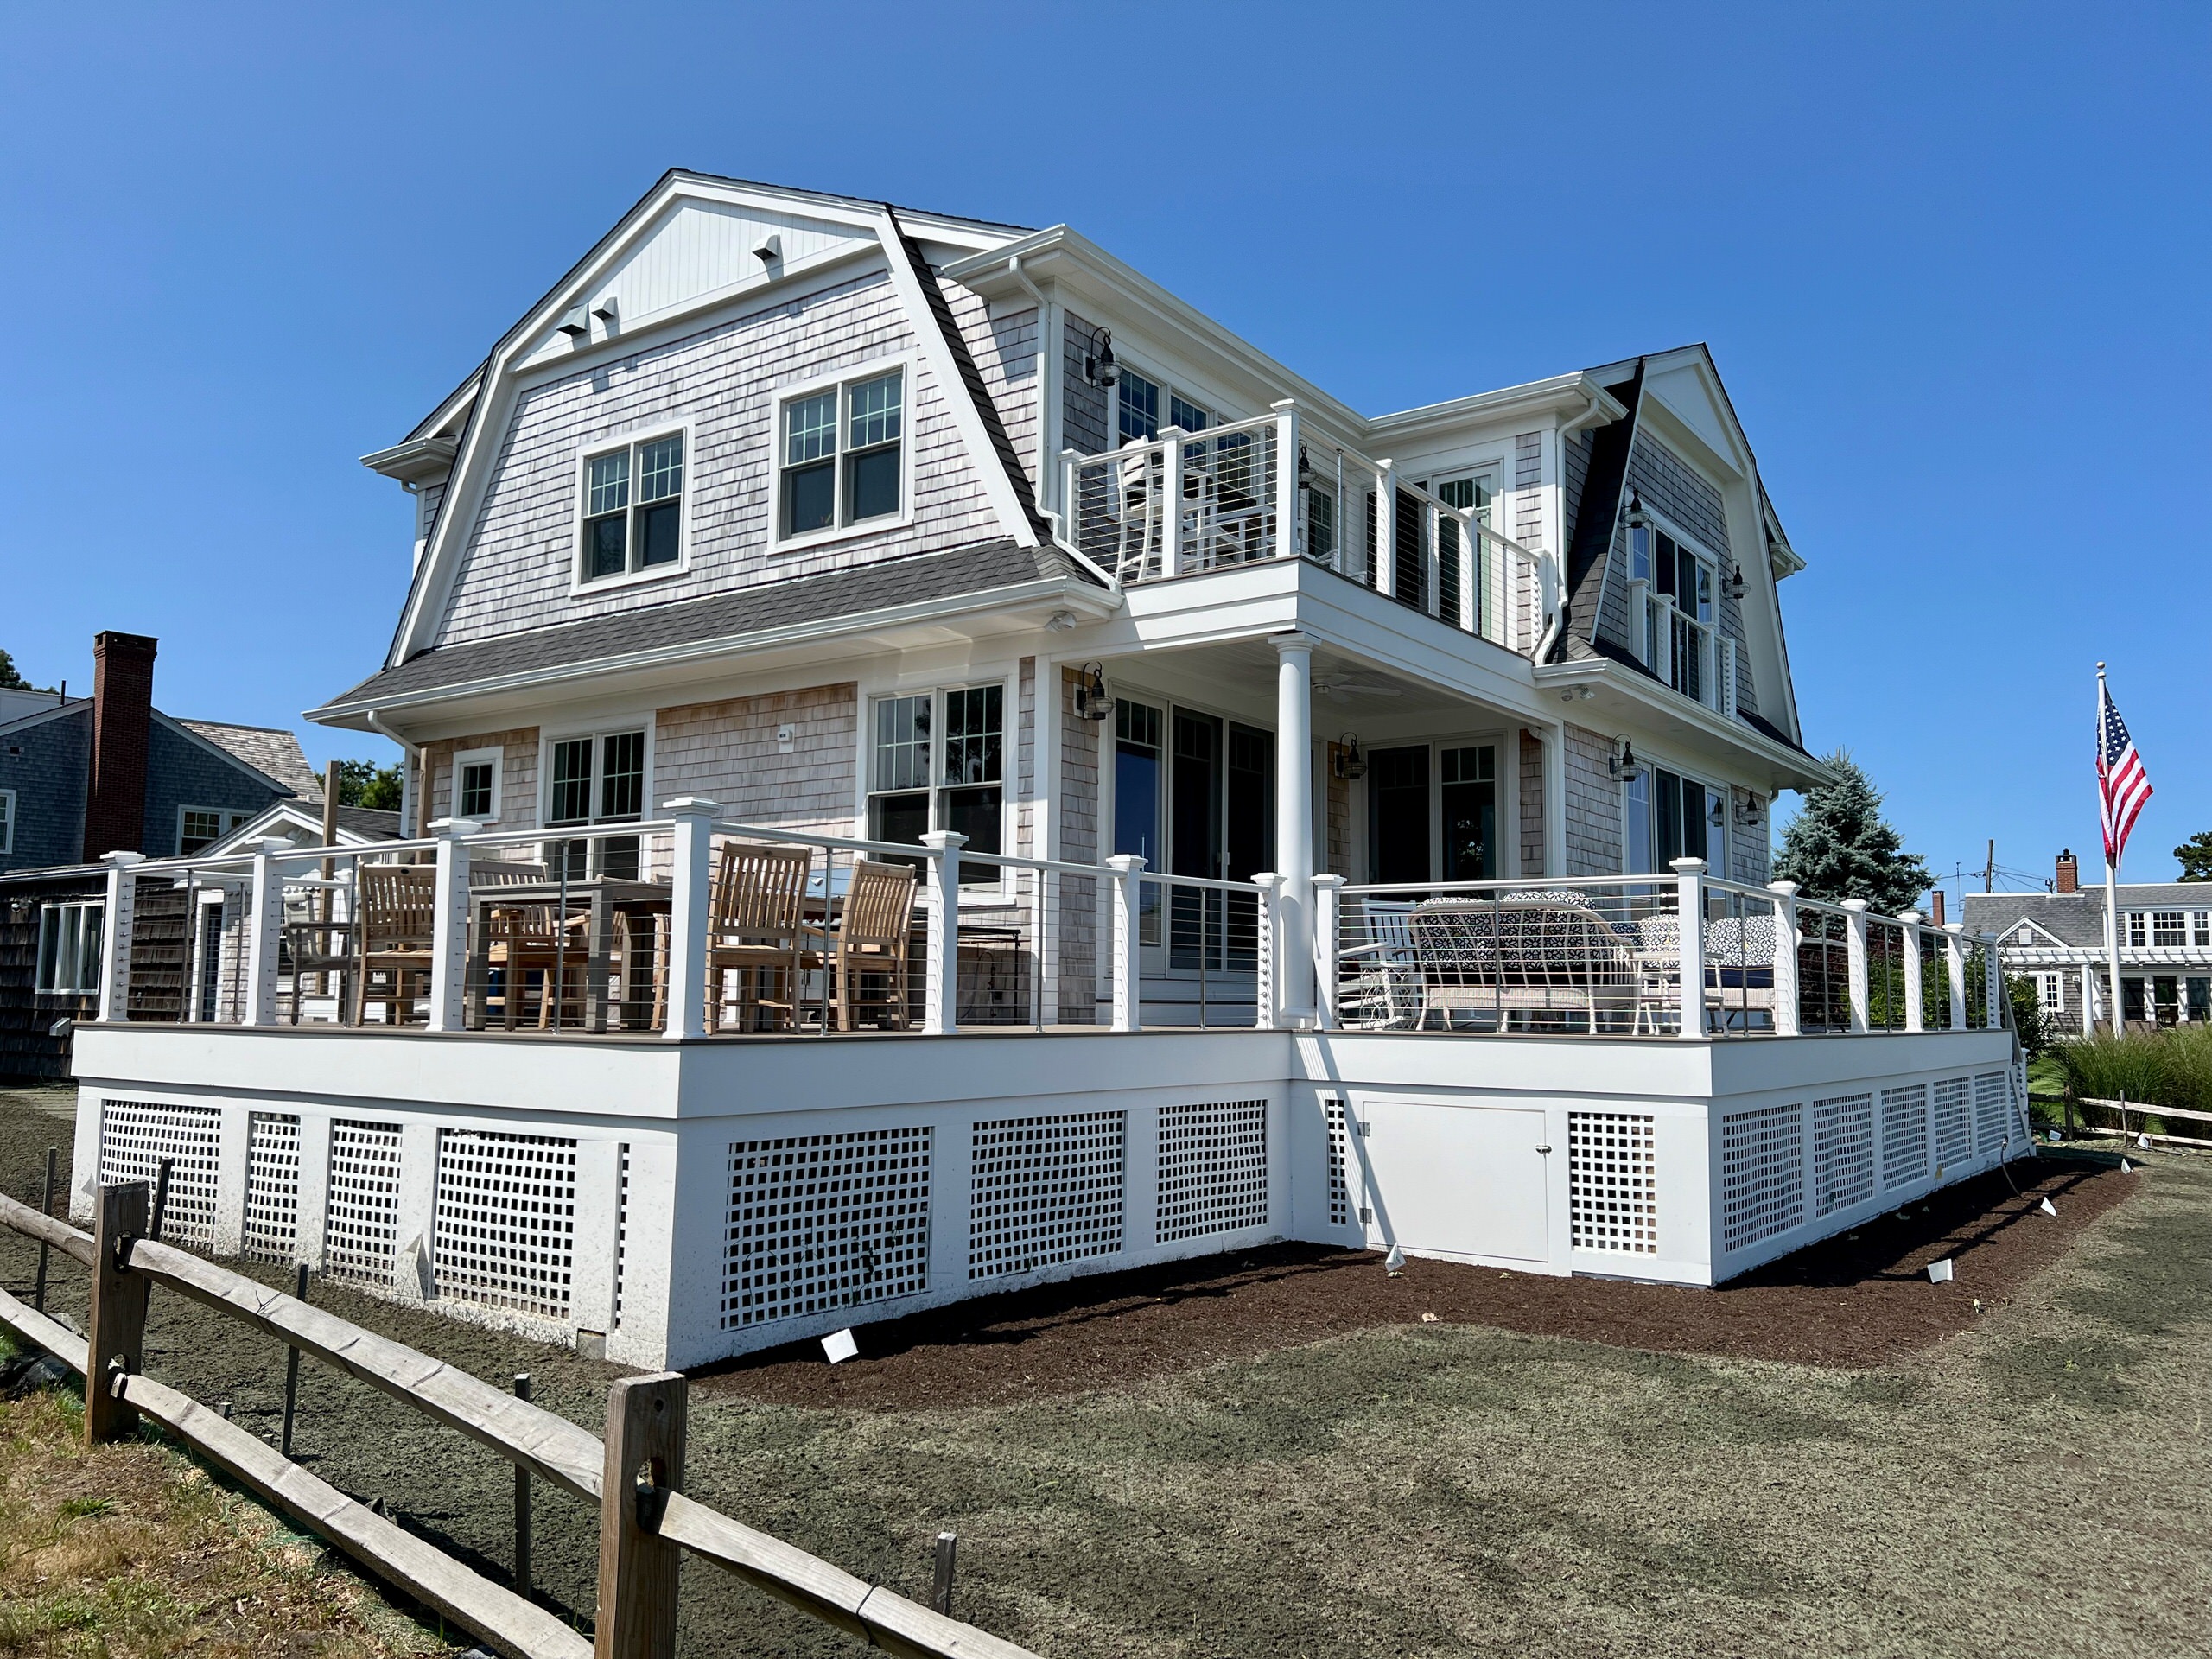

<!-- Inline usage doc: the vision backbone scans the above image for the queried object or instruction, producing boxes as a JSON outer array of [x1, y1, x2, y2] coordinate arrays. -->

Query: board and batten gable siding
[[1564, 724, 1623, 877], [422, 728, 541, 830], [1594, 435, 1761, 720], [944, 284, 1039, 490], [654, 684, 858, 833], [429, 269, 1005, 652]]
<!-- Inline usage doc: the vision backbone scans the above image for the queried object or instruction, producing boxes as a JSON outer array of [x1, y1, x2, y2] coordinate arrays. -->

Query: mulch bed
[[696, 1154, 2139, 1409]]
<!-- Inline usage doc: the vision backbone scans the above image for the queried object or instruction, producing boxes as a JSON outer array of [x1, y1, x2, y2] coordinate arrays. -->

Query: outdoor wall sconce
[[1074, 661, 1111, 720], [1624, 491, 1650, 532], [1729, 563, 1746, 599], [1609, 740, 1637, 780], [1334, 734, 1365, 781], [1624, 490, 1651, 582], [1084, 327, 1118, 389]]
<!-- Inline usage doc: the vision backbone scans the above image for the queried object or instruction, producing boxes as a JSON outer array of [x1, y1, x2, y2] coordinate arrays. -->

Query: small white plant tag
[[2121, 1158, 2134, 1173], [2037, 1197, 2057, 1217], [1927, 1258, 1955, 1284], [822, 1328, 859, 1364]]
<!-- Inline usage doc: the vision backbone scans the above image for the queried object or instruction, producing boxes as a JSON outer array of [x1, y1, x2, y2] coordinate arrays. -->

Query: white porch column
[[1312, 873, 1344, 1029], [244, 838, 291, 1027], [1543, 721, 1567, 880], [1943, 924, 1969, 1029], [920, 830, 965, 1035], [2081, 961, 2097, 1034], [96, 851, 145, 1026], [1250, 873, 1281, 1031], [1272, 399, 1299, 562], [426, 817, 480, 1033], [1273, 633, 1317, 1027], [662, 798, 720, 1041], [1899, 911, 1926, 1033], [1672, 857, 1707, 1039], [1841, 899, 1871, 1033], [1107, 854, 1145, 1032], [1372, 462, 1395, 596], [1767, 880, 1801, 1037]]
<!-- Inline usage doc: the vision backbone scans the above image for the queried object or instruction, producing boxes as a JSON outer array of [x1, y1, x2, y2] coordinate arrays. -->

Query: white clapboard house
[[67, 173, 2026, 1367]]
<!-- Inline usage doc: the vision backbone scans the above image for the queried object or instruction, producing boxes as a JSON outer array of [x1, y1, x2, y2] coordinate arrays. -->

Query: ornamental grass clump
[[2050, 1023, 2212, 1119]]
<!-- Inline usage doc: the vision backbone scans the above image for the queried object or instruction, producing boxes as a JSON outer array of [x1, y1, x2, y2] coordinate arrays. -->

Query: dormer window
[[776, 366, 906, 544], [578, 429, 684, 586]]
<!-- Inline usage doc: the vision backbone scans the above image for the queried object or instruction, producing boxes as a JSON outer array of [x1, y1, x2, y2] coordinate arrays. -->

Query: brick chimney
[[1929, 890, 1947, 927], [82, 631, 157, 861], [2056, 848, 2079, 894]]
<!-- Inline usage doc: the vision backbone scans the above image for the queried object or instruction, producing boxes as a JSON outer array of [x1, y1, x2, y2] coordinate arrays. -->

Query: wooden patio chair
[[482, 902, 591, 1030], [704, 842, 813, 1033], [614, 908, 668, 1032], [829, 860, 918, 1031], [352, 865, 436, 1026]]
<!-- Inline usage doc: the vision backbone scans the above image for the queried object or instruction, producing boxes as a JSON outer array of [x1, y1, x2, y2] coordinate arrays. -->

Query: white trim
[[453, 747, 504, 822], [177, 804, 251, 856], [0, 785, 12, 855], [569, 416, 695, 595], [766, 353, 921, 556], [860, 676, 1015, 899], [34, 897, 104, 995], [537, 718, 657, 838]]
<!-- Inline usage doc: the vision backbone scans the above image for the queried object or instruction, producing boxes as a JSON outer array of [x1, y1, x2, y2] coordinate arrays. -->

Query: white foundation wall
[[67, 1024, 2025, 1369]]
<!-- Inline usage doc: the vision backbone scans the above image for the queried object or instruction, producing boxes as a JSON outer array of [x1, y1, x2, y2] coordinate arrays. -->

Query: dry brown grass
[[0, 1365, 456, 1659]]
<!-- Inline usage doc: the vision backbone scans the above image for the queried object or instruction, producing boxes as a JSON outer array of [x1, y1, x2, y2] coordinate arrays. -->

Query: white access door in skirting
[[1354, 1099, 1551, 1264]]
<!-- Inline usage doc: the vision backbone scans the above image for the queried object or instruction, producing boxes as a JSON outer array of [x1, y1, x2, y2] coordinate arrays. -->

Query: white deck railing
[[1059, 402, 1563, 657]]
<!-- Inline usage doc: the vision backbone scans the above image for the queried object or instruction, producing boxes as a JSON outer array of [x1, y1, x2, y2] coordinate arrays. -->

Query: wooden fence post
[[86, 1180, 150, 1446], [595, 1372, 686, 1659], [514, 1372, 534, 1598]]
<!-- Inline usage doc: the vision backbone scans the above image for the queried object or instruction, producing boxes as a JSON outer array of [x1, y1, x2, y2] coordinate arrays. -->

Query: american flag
[[2097, 674, 2153, 867]]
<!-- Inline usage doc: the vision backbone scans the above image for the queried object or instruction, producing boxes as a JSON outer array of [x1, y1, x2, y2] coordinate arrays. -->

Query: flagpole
[[2101, 661, 2124, 1033]]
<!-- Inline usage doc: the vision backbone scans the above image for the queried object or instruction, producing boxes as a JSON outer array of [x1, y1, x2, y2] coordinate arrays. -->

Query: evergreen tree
[[0, 648, 49, 691], [2176, 830, 2212, 883], [1773, 750, 1934, 914]]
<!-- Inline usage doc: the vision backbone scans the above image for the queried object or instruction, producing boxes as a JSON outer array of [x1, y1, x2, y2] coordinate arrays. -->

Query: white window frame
[[2035, 972, 2063, 1013], [1620, 756, 1730, 878], [1109, 350, 1230, 448], [452, 747, 504, 823], [861, 679, 1011, 894], [0, 785, 12, 854], [2195, 910, 2211, 948], [35, 899, 103, 995], [770, 354, 919, 556], [178, 805, 249, 855], [2126, 910, 2147, 948], [2152, 909, 2189, 949], [1626, 505, 1722, 708], [570, 417, 692, 595], [537, 722, 655, 877]]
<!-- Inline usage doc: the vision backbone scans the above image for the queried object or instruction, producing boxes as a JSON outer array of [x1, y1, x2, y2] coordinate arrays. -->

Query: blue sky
[[3, 3, 2204, 902]]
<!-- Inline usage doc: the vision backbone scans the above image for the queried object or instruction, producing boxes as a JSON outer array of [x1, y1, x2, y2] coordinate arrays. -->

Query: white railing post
[[1060, 449, 1082, 550], [1628, 576, 1649, 663], [1250, 872, 1281, 1031], [1373, 461, 1395, 598], [1672, 857, 1707, 1039], [1423, 498, 1440, 619], [920, 830, 965, 1036], [96, 851, 145, 1025], [1766, 880, 1801, 1037], [244, 838, 291, 1027], [1456, 515, 1477, 633], [1983, 936, 2005, 1028], [1943, 923, 1969, 1030], [1272, 399, 1299, 562], [662, 797, 720, 1041], [1107, 855, 1145, 1033], [1841, 899, 1871, 1033], [1898, 911, 1926, 1033], [1312, 873, 1344, 1030], [426, 817, 480, 1033], [1160, 428, 1185, 575], [1654, 595, 1675, 684]]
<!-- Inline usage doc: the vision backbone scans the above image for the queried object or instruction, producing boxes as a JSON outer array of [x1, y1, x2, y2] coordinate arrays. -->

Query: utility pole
[[1984, 840, 1995, 894]]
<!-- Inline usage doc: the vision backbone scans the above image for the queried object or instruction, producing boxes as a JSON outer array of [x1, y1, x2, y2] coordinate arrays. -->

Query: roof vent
[[557, 302, 589, 339], [590, 296, 619, 327], [754, 232, 782, 264]]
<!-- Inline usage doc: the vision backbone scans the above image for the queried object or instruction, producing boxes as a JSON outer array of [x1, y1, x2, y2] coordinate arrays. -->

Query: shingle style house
[[1969, 850, 2212, 1032], [315, 170, 1825, 900]]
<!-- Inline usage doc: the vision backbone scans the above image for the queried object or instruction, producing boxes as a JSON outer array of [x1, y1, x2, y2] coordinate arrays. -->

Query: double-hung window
[[545, 728, 647, 879], [867, 685, 1002, 884], [2153, 910, 2188, 948], [0, 787, 12, 853], [35, 900, 102, 995], [580, 431, 684, 584], [2195, 911, 2212, 948], [779, 368, 905, 541], [2126, 911, 2148, 948], [179, 808, 248, 855]]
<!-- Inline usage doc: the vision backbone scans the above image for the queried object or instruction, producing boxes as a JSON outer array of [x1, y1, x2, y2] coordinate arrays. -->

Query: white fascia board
[[943, 227, 1371, 436], [1530, 661, 1831, 793], [1365, 372, 1624, 440], [309, 575, 1111, 734], [359, 435, 457, 482], [0, 696, 90, 738]]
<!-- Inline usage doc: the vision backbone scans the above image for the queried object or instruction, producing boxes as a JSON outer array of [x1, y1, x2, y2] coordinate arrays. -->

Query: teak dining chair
[[828, 860, 918, 1031], [352, 864, 437, 1026], [704, 842, 813, 1033]]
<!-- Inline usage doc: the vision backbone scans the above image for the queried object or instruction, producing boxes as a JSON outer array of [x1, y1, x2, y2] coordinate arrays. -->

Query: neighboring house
[[0, 632, 314, 874], [0, 632, 318, 1078], [61, 174, 2027, 1370], [1968, 849, 2212, 1033]]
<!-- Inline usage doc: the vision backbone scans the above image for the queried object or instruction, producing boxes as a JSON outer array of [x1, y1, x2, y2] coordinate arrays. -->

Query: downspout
[[1537, 381, 1609, 663], [361, 709, 424, 840], [1005, 256, 1058, 529]]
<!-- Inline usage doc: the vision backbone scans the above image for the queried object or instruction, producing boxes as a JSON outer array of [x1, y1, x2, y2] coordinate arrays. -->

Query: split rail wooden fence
[[0, 1182, 1039, 1659]]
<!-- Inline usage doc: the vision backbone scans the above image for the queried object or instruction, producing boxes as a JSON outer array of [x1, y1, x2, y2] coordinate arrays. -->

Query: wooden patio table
[[466, 877, 671, 1033]]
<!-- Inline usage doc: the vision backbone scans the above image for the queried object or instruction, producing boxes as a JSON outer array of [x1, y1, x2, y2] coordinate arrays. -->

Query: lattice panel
[[723, 1128, 932, 1329], [1880, 1084, 1929, 1190], [1974, 1073, 2011, 1155], [243, 1112, 302, 1263], [434, 1129, 578, 1321], [969, 1111, 1124, 1281], [1568, 1112, 1658, 1254], [1811, 1094, 1875, 1217], [325, 1120, 404, 1288], [1155, 1100, 1268, 1244], [1719, 1103, 1803, 1255], [1325, 1099, 1351, 1228], [1933, 1077, 1974, 1171], [98, 1099, 221, 1246]]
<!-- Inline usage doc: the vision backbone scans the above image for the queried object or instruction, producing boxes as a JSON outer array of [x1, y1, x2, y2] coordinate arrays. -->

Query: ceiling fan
[[1313, 675, 1402, 705]]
